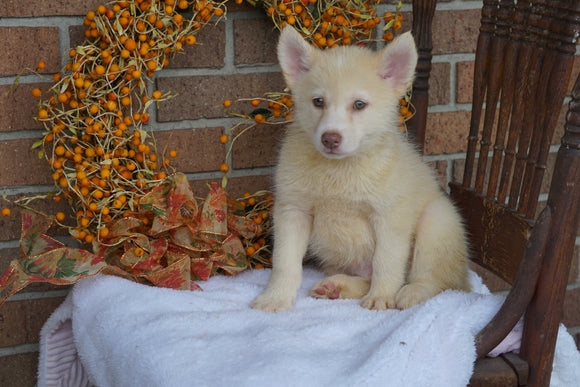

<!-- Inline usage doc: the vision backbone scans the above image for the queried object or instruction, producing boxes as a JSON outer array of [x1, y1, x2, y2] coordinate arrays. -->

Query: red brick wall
[[0, 1, 578, 384]]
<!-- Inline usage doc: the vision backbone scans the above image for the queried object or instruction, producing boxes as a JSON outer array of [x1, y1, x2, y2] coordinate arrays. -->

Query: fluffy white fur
[[252, 27, 470, 312]]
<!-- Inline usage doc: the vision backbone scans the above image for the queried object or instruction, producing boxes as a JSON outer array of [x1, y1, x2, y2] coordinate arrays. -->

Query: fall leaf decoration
[[0, 174, 272, 306]]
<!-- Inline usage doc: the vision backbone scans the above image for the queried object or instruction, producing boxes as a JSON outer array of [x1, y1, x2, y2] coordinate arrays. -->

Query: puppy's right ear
[[278, 27, 315, 89]]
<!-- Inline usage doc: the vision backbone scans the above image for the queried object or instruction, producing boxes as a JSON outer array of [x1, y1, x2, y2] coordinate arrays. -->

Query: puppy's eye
[[353, 100, 367, 110], [312, 97, 325, 108]]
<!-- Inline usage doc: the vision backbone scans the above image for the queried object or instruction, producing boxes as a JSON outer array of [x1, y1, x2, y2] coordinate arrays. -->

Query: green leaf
[[249, 108, 272, 118], [31, 139, 44, 149]]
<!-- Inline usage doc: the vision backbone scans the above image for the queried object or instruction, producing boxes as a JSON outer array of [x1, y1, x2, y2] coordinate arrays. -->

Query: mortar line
[[0, 344, 39, 358]]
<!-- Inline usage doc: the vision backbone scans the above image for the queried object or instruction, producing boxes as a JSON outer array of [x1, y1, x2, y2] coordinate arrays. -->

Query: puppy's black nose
[[321, 131, 342, 151]]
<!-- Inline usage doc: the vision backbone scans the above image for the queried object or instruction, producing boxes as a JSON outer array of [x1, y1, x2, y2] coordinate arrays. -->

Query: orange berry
[[223, 99, 232, 108], [219, 134, 229, 144], [105, 100, 117, 111], [95, 65, 106, 75], [55, 212, 66, 222], [184, 35, 196, 45], [220, 163, 229, 173], [246, 246, 256, 256], [383, 32, 394, 41], [1, 208, 10, 217], [152, 90, 163, 99], [169, 150, 177, 157], [124, 38, 137, 51], [251, 99, 260, 107], [146, 60, 157, 71], [99, 227, 110, 238], [254, 114, 266, 124], [37, 61, 46, 69], [31, 88, 41, 98], [135, 247, 145, 257]]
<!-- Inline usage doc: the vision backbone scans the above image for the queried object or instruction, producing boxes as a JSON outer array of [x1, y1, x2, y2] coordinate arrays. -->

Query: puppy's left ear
[[378, 32, 418, 96]]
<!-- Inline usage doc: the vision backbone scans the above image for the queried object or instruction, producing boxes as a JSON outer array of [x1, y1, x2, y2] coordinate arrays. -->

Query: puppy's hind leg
[[310, 274, 370, 300], [395, 197, 470, 309]]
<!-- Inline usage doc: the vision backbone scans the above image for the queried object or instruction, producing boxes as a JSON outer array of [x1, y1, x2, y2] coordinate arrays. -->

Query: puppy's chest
[[309, 198, 376, 256]]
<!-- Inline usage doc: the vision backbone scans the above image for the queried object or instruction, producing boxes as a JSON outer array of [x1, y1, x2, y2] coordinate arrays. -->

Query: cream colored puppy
[[252, 27, 470, 312]]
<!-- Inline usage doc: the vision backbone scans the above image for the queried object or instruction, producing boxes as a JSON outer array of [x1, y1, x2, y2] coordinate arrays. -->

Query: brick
[[0, 139, 53, 187], [0, 195, 72, 242], [432, 10, 480, 55], [0, 352, 38, 387], [169, 22, 226, 69], [428, 62, 450, 106], [231, 123, 284, 169], [0, 297, 65, 347], [156, 72, 286, 121], [1, 0, 101, 17], [0, 83, 47, 132], [424, 110, 472, 155], [69, 25, 89, 50], [0, 28, 60, 76], [225, 175, 274, 198], [234, 18, 279, 65], [456, 61, 474, 104], [427, 160, 448, 189], [562, 287, 580, 328], [153, 128, 225, 173]]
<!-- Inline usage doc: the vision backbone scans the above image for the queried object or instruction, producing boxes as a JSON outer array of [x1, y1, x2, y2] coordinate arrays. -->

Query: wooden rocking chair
[[408, 0, 580, 385]]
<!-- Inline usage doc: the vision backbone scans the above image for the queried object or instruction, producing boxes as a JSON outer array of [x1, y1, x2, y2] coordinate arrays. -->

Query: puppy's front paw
[[251, 292, 295, 312], [360, 293, 397, 310]]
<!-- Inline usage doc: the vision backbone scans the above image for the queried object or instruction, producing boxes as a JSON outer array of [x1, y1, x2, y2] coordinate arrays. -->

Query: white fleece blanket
[[38, 268, 580, 387]]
